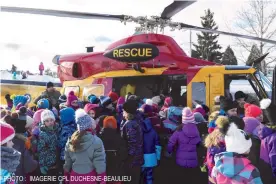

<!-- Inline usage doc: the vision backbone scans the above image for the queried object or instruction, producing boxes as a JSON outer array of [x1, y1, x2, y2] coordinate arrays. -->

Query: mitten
[[40, 166, 48, 175]]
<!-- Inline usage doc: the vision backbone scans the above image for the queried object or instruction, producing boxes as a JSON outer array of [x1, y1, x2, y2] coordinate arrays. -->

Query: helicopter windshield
[[254, 71, 272, 99]]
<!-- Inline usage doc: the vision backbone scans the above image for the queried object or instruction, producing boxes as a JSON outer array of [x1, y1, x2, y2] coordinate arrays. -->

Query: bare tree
[[233, 0, 276, 74]]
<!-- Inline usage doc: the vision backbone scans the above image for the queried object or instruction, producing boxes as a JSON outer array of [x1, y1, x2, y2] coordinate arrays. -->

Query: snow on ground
[[0, 70, 60, 83]]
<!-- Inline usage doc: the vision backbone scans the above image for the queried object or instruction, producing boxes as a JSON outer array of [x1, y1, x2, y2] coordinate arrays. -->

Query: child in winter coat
[[257, 123, 276, 184], [5, 94, 13, 110], [208, 111, 219, 133], [204, 129, 226, 184], [0, 121, 21, 184], [32, 110, 59, 179], [98, 116, 123, 183], [64, 109, 106, 184], [84, 103, 101, 133], [9, 108, 38, 182], [166, 107, 201, 168], [66, 91, 79, 110], [141, 111, 161, 184], [212, 123, 263, 184], [120, 99, 144, 183], [58, 107, 77, 165], [116, 97, 125, 128], [166, 107, 204, 183]]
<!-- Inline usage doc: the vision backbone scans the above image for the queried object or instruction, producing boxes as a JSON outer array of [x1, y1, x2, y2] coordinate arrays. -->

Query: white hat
[[225, 123, 252, 154], [145, 99, 153, 106], [41, 110, 55, 123], [26, 116, 34, 128]]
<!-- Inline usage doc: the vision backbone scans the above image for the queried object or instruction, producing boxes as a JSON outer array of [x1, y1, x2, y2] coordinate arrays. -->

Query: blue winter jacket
[[58, 122, 77, 161], [142, 118, 161, 168]]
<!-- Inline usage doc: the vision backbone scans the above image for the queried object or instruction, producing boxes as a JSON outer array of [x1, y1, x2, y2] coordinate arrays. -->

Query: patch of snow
[[0, 70, 60, 83]]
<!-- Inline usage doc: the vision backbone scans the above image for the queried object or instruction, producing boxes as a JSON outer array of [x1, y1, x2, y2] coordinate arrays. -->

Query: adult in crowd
[[34, 82, 61, 109]]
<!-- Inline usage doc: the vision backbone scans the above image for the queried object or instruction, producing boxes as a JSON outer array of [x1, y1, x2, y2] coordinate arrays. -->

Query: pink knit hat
[[32, 109, 44, 129], [67, 91, 78, 106], [182, 107, 196, 124], [1, 120, 15, 145]]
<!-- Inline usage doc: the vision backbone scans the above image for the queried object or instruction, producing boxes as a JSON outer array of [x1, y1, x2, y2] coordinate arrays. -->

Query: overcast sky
[[1, 0, 275, 73]]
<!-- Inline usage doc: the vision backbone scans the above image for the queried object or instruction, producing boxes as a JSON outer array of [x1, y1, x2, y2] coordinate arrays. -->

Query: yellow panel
[[82, 85, 104, 101], [0, 84, 61, 107]]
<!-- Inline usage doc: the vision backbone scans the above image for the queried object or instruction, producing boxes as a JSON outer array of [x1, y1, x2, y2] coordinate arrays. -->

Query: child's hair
[[205, 129, 224, 148], [69, 130, 86, 152], [209, 111, 219, 122]]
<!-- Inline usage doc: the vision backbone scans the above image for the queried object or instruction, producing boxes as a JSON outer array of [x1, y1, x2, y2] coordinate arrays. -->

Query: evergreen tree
[[192, 9, 222, 63], [247, 44, 262, 71], [221, 46, 238, 65]]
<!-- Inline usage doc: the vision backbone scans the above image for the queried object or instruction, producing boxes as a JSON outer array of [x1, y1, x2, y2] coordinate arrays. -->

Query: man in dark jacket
[[120, 99, 144, 184], [34, 82, 61, 109], [235, 91, 260, 118]]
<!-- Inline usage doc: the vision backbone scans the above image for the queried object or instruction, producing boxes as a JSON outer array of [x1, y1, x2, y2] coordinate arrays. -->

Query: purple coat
[[167, 123, 201, 168], [258, 125, 276, 177]]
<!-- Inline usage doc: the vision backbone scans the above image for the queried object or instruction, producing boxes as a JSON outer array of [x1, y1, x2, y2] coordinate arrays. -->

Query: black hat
[[5, 94, 11, 100], [46, 82, 54, 88], [220, 96, 238, 112], [123, 99, 138, 114], [59, 95, 67, 103], [235, 91, 246, 100], [229, 116, 245, 130]]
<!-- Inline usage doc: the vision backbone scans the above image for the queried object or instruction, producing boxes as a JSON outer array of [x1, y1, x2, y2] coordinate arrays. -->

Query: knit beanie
[[224, 123, 252, 154], [142, 104, 153, 117], [88, 95, 100, 104], [67, 91, 78, 106], [220, 96, 238, 112], [108, 91, 119, 102], [84, 103, 99, 113], [103, 116, 117, 129], [46, 82, 54, 88], [0, 120, 15, 145], [145, 99, 153, 106], [37, 98, 50, 109], [75, 109, 93, 131], [243, 117, 261, 135], [229, 116, 245, 130], [12, 95, 28, 107], [41, 110, 55, 123], [152, 96, 161, 105], [123, 99, 138, 114], [58, 95, 67, 104], [33, 109, 44, 128], [60, 107, 75, 125], [182, 107, 196, 124], [244, 103, 262, 118], [194, 112, 206, 123], [99, 96, 112, 108], [234, 91, 246, 100], [26, 116, 34, 129], [193, 105, 206, 117]]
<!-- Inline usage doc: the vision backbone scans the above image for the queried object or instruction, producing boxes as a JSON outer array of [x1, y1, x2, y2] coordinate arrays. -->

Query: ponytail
[[69, 130, 86, 152]]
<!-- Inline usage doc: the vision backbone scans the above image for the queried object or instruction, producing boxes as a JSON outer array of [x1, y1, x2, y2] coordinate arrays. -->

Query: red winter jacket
[[39, 64, 44, 71]]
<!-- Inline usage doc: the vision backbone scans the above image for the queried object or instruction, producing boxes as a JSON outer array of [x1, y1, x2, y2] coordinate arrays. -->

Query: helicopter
[[1, 0, 276, 124]]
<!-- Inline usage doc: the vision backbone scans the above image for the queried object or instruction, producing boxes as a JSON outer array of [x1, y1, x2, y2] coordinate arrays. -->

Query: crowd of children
[[1, 85, 276, 184]]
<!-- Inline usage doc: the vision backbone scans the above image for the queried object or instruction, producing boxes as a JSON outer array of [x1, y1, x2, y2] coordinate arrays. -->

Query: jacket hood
[[143, 118, 152, 133], [258, 124, 275, 139], [70, 132, 96, 152], [214, 152, 251, 178], [181, 123, 200, 138]]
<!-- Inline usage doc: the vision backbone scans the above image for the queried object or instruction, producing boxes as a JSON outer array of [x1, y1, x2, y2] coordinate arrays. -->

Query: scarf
[[1, 146, 21, 173]]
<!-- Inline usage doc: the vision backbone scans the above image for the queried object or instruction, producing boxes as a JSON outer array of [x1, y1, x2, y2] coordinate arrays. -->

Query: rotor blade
[[161, 0, 196, 19], [1, 6, 125, 20], [180, 23, 276, 44]]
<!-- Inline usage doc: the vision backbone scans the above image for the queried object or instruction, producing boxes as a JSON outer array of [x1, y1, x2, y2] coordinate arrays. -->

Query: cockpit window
[[225, 74, 269, 100]]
